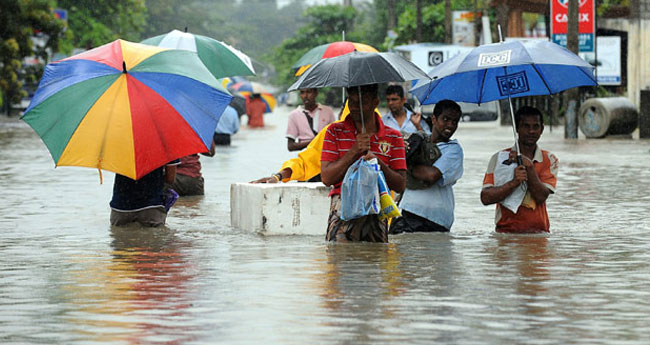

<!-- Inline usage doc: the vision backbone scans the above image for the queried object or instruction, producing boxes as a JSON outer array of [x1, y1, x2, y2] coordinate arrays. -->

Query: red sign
[[550, 0, 595, 52], [551, 0, 594, 34]]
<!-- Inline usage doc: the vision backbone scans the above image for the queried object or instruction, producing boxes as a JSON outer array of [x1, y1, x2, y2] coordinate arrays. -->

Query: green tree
[[268, 4, 357, 88], [56, 0, 147, 49], [0, 0, 65, 115]]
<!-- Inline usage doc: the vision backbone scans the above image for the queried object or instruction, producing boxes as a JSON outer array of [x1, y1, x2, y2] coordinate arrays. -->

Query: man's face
[[347, 88, 379, 120], [299, 89, 318, 109], [386, 93, 405, 114], [432, 108, 461, 141], [517, 114, 544, 146]]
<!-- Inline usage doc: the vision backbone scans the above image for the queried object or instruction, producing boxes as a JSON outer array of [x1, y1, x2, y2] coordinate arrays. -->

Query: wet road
[[1, 106, 650, 344]]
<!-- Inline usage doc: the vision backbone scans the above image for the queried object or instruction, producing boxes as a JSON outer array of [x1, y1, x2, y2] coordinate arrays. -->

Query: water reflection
[[63, 226, 197, 343]]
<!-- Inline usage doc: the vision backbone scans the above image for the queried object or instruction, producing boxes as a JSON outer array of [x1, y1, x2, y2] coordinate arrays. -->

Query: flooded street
[[1, 106, 650, 344]]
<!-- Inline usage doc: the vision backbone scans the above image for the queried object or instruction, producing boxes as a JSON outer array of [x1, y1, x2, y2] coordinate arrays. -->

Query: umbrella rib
[[478, 69, 488, 105], [531, 64, 553, 94]]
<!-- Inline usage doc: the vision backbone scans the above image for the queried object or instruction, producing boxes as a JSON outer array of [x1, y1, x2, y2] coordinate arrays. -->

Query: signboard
[[579, 36, 622, 86], [550, 0, 595, 52], [428, 51, 444, 66], [452, 11, 480, 47]]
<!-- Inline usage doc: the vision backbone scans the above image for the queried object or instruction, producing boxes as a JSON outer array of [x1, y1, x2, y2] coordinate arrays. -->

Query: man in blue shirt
[[382, 85, 430, 134], [390, 100, 463, 233], [214, 105, 240, 146]]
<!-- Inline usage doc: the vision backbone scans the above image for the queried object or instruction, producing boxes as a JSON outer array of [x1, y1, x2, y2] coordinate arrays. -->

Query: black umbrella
[[288, 51, 429, 91], [287, 51, 429, 131], [229, 91, 247, 117]]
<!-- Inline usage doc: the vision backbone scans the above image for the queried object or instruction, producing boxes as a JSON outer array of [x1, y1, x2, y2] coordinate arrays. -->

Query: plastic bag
[[493, 151, 526, 213], [376, 170, 401, 220], [340, 158, 380, 220]]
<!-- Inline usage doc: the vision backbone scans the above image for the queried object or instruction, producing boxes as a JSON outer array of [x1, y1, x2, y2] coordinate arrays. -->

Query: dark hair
[[433, 99, 461, 117], [385, 85, 404, 98], [514, 106, 543, 127], [346, 84, 379, 98]]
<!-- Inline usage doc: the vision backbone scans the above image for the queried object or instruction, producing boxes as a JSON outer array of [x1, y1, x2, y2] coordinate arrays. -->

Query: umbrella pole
[[507, 95, 523, 165], [358, 86, 365, 133]]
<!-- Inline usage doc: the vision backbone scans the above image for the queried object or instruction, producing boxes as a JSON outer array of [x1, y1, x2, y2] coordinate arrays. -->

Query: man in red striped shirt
[[321, 84, 407, 242]]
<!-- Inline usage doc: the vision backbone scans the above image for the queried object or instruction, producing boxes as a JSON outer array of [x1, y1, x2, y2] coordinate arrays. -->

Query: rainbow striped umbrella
[[22, 39, 233, 181], [292, 41, 378, 76], [230, 81, 276, 113]]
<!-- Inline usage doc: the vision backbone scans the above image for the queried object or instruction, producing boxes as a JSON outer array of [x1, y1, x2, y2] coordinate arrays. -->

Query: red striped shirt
[[321, 111, 406, 196]]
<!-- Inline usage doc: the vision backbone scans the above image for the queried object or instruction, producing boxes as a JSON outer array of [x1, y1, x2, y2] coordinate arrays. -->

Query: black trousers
[[389, 210, 449, 234]]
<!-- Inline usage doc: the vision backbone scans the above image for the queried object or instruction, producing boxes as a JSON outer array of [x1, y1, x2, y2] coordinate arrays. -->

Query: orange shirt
[[482, 147, 558, 233], [246, 98, 266, 128]]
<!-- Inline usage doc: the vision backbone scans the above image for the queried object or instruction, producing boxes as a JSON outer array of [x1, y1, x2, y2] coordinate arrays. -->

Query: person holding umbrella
[[480, 106, 558, 233], [110, 160, 180, 227], [321, 84, 407, 243]]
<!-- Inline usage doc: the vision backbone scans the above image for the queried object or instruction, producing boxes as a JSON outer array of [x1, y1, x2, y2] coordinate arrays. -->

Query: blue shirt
[[215, 105, 240, 135], [399, 139, 463, 230], [382, 107, 431, 134], [110, 160, 180, 211]]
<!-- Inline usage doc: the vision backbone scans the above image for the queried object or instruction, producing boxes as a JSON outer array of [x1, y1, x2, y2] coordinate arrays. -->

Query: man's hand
[[410, 112, 423, 131], [250, 176, 279, 184], [352, 133, 371, 155], [512, 165, 527, 185]]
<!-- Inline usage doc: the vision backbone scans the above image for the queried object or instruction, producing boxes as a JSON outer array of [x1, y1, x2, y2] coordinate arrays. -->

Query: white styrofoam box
[[230, 182, 331, 235]]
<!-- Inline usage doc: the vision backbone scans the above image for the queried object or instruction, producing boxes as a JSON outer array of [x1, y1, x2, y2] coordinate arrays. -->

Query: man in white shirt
[[382, 85, 430, 134]]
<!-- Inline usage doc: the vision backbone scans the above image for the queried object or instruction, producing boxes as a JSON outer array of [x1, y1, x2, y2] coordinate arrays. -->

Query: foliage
[[267, 4, 359, 89], [0, 0, 65, 114], [56, 0, 147, 49]]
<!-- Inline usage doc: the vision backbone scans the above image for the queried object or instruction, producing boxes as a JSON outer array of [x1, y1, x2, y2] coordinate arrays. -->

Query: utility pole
[[387, 0, 396, 30], [445, 0, 452, 43], [565, 0, 580, 139], [416, 0, 422, 42], [474, 0, 481, 45]]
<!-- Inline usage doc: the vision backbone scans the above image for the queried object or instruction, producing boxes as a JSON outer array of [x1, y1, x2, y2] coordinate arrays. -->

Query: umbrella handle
[[507, 94, 523, 166], [358, 86, 365, 133]]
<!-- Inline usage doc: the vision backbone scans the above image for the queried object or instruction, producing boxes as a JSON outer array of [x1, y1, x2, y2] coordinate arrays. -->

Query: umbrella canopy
[[220, 76, 247, 90], [230, 81, 276, 113], [292, 41, 378, 76], [141, 29, 255, 79], [288, 51, 430, 91], [229, 91, 247, 116], [410, 40, 597, 105], [22, 39, 233, 180]]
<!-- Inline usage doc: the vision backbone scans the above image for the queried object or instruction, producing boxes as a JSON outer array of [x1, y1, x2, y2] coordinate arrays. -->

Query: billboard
[[579, 36, 622, 86], [550, 0, 595, 52]]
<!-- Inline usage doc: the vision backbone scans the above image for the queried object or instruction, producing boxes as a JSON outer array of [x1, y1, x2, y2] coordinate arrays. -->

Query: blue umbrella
[[410, 40, 596, 104], [410, 39, 597, 160]]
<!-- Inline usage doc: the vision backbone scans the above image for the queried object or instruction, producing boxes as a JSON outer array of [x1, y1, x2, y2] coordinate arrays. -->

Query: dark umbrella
[[288, 51, 430, 131], [229, 91, 247, 116]]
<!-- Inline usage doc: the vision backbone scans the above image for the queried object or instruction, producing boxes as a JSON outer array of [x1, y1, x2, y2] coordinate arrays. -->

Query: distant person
[[110, 160, 180, 227], [389, 100, 463, 234], [170, 142, 215, 196], [246, 93, 266, 128], [321, 84, 406, 243], [214, 105, 240, 146], [480, 106, 559, 233], [286, 88, 335, 152], [382, 85, 430, 134]]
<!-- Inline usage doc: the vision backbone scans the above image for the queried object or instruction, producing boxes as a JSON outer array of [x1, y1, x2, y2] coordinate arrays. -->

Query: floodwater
[[1, 106, 650, 344]]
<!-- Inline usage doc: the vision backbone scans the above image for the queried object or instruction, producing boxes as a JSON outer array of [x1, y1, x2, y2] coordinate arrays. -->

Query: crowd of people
[[254, 84, 558, 241], [109, 82, 558, 241]]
